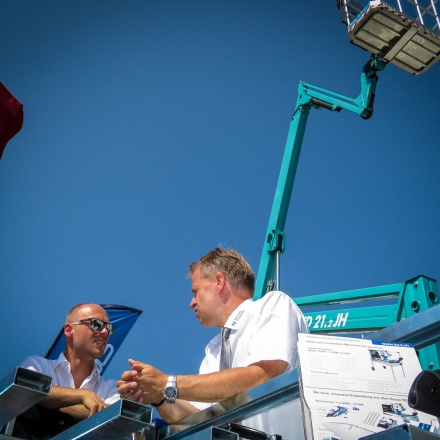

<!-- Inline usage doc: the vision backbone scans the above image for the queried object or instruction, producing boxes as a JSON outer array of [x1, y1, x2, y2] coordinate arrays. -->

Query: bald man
[[14, 304, 124, 439]]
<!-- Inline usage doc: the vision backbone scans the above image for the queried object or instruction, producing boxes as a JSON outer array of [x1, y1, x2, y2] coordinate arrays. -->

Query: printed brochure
[[298, 333, 439, 440]]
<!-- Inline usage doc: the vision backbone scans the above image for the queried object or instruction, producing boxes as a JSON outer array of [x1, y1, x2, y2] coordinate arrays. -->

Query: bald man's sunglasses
[[71, 318, 116, 336]]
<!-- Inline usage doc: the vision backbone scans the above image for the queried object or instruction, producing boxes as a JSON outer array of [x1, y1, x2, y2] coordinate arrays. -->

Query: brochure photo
[[298, 333, 439, 440]]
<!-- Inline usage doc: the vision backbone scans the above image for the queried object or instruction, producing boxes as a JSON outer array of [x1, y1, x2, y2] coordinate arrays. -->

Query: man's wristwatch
[[163, 375, 178, 403]]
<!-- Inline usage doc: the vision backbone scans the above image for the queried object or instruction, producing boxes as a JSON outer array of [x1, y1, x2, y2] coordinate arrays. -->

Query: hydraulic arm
[[254, 55, 386, 299]]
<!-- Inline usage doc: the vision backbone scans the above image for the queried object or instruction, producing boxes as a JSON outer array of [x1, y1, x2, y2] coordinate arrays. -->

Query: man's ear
[[64, 323, 74, 337], [214, 271, 226, 291]]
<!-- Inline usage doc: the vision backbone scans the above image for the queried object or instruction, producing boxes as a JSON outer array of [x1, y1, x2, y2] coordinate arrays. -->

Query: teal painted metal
[[300, 305, 398, 332], [254, 55, 386, 300], [294, 275, 440, 370], [397, 275, 440, 370], [254, 97, 310, 298], [294, 282, 403, 306], [252, 52, 439, 370], [295, 283, 404, 332]]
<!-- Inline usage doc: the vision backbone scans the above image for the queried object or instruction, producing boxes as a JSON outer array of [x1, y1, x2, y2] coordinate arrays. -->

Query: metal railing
[[337, 0, 440, 33], [0, 367, 52, 428]]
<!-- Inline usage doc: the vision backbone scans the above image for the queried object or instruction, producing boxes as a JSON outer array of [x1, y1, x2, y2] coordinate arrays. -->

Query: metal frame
[[358, 422, 440, 440], [51, 399, 153, 440], [338, 0, 440, 34], [0, 367, 52, 428], [157, 369, 300, 440], [346, 1, 440, 74], [177, 427, 238, 440], [294, 275, 440, 370]]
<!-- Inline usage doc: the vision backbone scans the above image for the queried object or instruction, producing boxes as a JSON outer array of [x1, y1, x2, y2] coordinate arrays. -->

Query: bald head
[[66, 304, 109, 324]]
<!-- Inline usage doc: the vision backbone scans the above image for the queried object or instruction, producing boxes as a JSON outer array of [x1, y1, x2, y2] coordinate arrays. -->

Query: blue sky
[[1, 1, 439, 384]]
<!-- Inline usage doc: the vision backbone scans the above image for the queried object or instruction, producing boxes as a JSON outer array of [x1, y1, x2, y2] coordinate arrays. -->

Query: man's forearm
[[119, 359, 288, 422], [156, 362, 285, 424], [38, 386, 88, 409], [177, 361, 285, 402], [37, 385, 108, 417], [58, 404, 90, 421], [156, 399, 200, 424]]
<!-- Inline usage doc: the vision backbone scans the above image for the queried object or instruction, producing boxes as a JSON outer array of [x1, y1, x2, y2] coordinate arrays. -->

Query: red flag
[[0, 82, 24, 159]]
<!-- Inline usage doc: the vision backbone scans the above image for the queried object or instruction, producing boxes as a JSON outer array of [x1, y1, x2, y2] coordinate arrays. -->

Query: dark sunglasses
[[71, 318, 115, 336]]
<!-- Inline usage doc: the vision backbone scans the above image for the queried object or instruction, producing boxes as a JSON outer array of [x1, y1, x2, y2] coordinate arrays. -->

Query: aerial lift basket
[[337, 0, 440, 74]]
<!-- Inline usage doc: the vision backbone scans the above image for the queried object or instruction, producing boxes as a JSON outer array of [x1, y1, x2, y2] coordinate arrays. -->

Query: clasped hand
[[117, 359, 167, 405]]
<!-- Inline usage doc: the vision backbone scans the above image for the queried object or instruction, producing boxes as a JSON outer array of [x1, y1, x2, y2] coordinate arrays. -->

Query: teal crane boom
[[253, 54, 440, 371], [254, 55, 387, 300]]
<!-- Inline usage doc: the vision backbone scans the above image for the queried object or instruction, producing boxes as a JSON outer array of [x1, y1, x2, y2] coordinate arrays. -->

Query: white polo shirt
[[20, 352, 120, 404], [192, 290, 309, 440]]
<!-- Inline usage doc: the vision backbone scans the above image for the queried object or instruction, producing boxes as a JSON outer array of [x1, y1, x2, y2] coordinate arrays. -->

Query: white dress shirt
[[192, 290, 309, 440], [20, 352, 119, 404]]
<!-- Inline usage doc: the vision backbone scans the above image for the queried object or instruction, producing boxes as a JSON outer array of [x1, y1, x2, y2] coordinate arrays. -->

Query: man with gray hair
[[118, 247, 309, 439]]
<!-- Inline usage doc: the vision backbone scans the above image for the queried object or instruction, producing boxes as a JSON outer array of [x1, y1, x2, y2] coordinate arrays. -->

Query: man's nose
[[189, 297, 196, 308], [99, 326, 110, 337]]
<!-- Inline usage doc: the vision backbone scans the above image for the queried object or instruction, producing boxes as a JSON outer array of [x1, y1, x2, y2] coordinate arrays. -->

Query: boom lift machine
[[255, 0, 440, 372]]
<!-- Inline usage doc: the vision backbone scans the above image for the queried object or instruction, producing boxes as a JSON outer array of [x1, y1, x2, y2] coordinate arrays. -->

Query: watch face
[[164, 386, 178, 402]]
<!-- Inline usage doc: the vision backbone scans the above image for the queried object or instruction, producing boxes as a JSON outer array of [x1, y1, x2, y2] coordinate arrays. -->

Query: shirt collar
[[55, 352, 70, 368], [55, 352, 100, 378], [224, 298, 254, 330]]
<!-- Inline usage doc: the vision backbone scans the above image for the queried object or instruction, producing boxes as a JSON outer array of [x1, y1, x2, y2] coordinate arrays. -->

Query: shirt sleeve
[[239, 291, 309, 370], [98, 378, 121, 404], [20, 355, 51, 375], [190, 401, 215, 411]]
